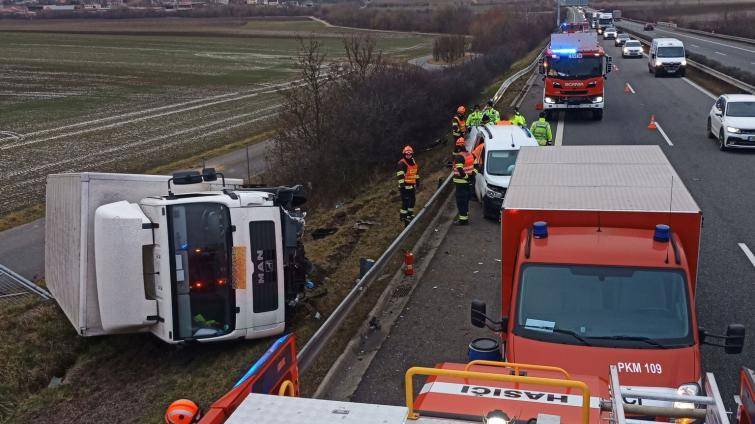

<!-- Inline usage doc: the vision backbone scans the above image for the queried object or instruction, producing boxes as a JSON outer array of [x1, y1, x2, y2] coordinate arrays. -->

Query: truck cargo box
[[45, 172, 241, 336], [501, 146, 701, 309]]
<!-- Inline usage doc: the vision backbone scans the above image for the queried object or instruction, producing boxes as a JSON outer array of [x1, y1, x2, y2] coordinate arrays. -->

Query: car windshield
[[547, 55, 603, 79], [169, 202, 235, 340], [625, 41, 641, 47], [657, 46, 684, 58], [516, 264, 693, 348], [618, 34, 629, 39], [726, 101, 755, 117], [486, 149, 518, 176], [599, 18, 612, 25]]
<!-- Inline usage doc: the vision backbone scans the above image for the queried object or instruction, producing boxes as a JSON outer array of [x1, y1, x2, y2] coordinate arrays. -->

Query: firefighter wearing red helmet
[[397, 145, 420, 226], [452, 137, 476, 225], [165, 399, 200, 424]]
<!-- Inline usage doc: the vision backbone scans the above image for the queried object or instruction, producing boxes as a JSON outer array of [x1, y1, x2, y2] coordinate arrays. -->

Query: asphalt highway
[[617, 20, 755, 73], [353, 37, 753, 412]]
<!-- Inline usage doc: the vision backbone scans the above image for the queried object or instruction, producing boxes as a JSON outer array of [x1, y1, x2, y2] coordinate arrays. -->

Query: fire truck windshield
[[168, 202, 235, 340], [515, 264, 694, 348], [546, 56, 603, 79]]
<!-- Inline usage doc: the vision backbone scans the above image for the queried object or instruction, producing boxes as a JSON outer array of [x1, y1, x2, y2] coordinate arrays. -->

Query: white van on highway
[[648, 38, 687, 77], [465, 124, 539, 220]]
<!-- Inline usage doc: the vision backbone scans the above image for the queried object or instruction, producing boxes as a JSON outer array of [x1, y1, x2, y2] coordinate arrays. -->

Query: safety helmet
[[455, 137, 466, 147], [165, 399, 200, 424], [513, 106, 520, 112], [457, 106, 466, 114], [487, 99, 495, 106], [403, 145, 414, 154], [539, 111, 546, 118]]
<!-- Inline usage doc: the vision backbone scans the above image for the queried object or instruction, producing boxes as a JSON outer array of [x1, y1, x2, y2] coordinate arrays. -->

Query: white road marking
[[626, 82, 636, 94], [715, 51, 727, 56], [555, 112, 565, 146], [655, 121, 673, 146], [738, 243, 755, 269], [682, 78, 716, 100], [690, 44, 700, 48]]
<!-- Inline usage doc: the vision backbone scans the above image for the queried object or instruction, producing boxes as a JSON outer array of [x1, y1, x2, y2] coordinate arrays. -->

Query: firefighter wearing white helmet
[[397, 145, 420, 226]]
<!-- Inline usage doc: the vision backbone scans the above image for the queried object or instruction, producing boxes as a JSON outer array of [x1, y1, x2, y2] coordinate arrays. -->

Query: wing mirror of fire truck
[[698, 324, 745, 354], [471, 300, 507, 332]]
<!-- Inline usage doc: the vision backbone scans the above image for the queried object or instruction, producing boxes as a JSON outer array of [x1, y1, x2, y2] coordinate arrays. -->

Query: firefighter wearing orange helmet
[[451, 105, 467, 140], [397, 145, 419, 226], [165, 399, 201, 424]]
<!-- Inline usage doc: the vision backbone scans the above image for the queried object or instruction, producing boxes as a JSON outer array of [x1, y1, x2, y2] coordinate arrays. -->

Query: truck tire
[[654, 69, 660, 78], [593, 109, 604, 121], [679, 69, 686, 77]]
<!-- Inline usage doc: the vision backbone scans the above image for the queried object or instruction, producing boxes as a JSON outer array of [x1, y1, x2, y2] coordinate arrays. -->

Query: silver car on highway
[[708, 94, 755, 150], [622, 39, 643, 58]]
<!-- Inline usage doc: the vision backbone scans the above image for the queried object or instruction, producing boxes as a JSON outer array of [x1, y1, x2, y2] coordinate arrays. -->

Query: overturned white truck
[[45, 170, 309, 344]]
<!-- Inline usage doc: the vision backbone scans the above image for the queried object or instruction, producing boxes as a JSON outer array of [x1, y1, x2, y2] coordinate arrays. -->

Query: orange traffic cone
[[648, 115, 657, 130]]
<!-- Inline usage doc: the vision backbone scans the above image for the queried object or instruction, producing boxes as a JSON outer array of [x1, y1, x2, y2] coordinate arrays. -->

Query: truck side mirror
[[471, 300, 487, 328], [725, 324, 745, 354], [606, 63, 613, 73], [701, 323, 745, 354], [201, 168, 218, 182]]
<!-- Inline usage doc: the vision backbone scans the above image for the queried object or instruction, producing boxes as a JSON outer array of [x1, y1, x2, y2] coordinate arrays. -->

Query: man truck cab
[[649, 38, 687, 77], [466, 124, 539, 220]]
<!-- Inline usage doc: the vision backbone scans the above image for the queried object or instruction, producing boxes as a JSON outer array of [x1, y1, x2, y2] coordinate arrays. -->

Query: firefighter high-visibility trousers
[[400, 187, 416, 222], [455, 182, 470, 221]]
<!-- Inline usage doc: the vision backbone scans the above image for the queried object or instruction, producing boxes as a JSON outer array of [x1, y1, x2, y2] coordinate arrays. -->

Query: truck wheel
[[707, 118, 715, 139], [719, 130, 727, 151], [654, 69, 660, 78], [679, 69, 686, 77], [593, 109, 603, 121]]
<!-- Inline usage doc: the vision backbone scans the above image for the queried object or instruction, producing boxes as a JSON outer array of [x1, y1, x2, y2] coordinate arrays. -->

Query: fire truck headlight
[[544, 97, 555, 104], [484, 410, 511, 424], [593, 96, 604, 103]]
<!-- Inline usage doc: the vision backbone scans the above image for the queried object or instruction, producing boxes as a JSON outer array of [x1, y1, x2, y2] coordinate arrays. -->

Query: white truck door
[[94, 201, 158, 332], [232, 205, 285, 336]]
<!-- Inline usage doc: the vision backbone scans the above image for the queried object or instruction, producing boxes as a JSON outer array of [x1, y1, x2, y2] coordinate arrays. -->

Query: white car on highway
[[614, 33, 630, 46], [622, 39, 643, 58], [708, 94, 755, 150], [603, 27, 617, 39]]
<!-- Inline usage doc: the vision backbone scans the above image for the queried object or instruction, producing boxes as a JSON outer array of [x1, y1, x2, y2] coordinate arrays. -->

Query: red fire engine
[[539, 32, 612, 121]]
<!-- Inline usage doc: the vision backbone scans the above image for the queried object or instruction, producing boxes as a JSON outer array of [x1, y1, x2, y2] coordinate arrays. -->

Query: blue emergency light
[[552, 48, 577, 55], [533, 221, 549, 238], [654, 224, 671, 242]]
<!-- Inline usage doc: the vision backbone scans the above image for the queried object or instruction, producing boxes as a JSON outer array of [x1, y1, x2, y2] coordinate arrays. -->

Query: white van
[[648, 38, 687, 77], [465, 124, 539, 220]]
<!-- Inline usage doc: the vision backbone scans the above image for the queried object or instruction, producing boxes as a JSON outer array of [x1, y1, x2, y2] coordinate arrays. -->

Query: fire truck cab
[[539, 32, 612, 121]]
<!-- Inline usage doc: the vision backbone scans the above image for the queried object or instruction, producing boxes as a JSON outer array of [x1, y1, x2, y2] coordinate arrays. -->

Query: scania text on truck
[[471, 146, 745, 415], [539, 32, 612, 120], [45, 171, 310, 344]]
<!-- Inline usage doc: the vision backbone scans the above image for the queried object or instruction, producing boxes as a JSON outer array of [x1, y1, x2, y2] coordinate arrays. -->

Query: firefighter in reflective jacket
[[451, 106, 467, 139], [467, 104, 483, 127], [530, 112, 553, 146], [511, 106, 527, 127], [484, 99, 501, 124], [397, 145, 419, 226], [453, 137, 476, 225]]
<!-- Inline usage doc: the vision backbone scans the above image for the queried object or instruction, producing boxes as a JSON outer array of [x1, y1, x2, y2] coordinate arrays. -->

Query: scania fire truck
[[539, 32, 612, 120]]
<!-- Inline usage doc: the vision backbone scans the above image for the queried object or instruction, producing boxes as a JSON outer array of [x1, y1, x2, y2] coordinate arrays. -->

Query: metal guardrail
[[623, 17, 755, 46], [0, 264, 50, 305], [297, 54, 542, 373], [619, 25, 755, 94]]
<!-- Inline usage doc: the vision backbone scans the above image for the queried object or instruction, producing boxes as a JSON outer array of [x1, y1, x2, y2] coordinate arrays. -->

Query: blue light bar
[[552, 48, 577, 54], [233, 333, 292, 388]]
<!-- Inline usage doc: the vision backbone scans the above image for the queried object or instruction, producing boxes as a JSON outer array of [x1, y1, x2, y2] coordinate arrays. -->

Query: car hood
[[724, 116, 755, 129], [484, 174, 511, 189], [509, 335, 700, 392]]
